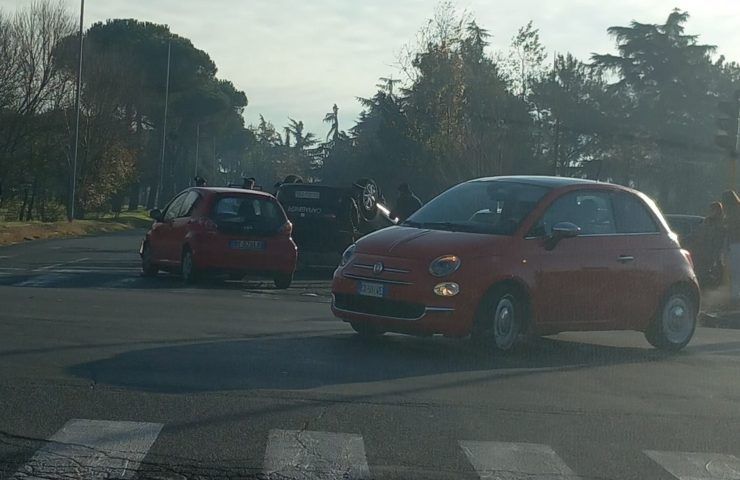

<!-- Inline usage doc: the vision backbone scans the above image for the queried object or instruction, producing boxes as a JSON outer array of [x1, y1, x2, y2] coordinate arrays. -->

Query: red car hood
[[356, 226, 510, 259]]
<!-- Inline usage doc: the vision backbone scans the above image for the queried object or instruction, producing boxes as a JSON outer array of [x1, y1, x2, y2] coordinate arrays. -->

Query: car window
[[179, 191, 201, 218], [212, 195, 285, 234], [535, 191, 616, 236], [406, 181, 550, 235], [611, 192, 659, 234], [163, 193, 188, 222]]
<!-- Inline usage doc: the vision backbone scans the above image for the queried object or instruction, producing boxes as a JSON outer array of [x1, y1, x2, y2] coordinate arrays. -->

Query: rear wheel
[[141, 243, 158, 277], [274, 273, 293, 289], [472, 289, 524, 353], [181, 249, 200, 285], [644, 288, 697, 351], [350, 322, 385, 338]]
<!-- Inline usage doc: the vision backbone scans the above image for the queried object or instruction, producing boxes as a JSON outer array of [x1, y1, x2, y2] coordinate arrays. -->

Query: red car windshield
[[404, 181, 550, 235], [212, 195, 285, 235]]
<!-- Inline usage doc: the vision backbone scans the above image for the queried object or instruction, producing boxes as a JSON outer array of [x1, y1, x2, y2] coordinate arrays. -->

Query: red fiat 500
[[141, 188, 297, 288], [331, 176, 699, 351]]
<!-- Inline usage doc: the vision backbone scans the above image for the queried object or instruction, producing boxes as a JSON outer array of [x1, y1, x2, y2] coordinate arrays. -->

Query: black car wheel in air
[[355, 178, 379, 221]]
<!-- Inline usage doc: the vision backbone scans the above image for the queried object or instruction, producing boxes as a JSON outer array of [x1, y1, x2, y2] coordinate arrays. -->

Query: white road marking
[[15, 274, 74, 287], [263, 429, 370, 480], [460, 441, 579, 479], [645, 450, 740, 479], [12, 419, 162, 480], [35, 257, 90, 272]]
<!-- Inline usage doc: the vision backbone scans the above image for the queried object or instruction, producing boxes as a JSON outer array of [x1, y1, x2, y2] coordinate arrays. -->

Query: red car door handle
[[617, 255, 635, 263]]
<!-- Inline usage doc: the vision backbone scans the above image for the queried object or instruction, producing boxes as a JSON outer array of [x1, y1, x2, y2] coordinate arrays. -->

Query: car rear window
[[212, 195, 286, 235]]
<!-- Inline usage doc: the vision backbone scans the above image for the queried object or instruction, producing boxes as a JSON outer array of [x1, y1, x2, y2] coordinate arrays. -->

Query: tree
[[323, 103, 340, 143], [508, 21, 546, 98], [592, 9, 718, 208]]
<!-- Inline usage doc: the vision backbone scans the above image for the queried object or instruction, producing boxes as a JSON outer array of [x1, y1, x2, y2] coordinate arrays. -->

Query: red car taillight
[[279, 222, 293, 236], [198, 218, 218, 231]]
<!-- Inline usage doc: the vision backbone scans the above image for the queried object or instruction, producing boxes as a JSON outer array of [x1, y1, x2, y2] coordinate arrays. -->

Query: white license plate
[[357, 281, 386, 298], [229, 240, 265, 251], [295, 190, 320, 199]]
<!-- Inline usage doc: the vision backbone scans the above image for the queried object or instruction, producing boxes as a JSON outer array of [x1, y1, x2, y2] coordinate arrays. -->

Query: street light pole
[[69, 0, 84, 221], [156, 41, 172, 207], [194, 123, 200, 179]]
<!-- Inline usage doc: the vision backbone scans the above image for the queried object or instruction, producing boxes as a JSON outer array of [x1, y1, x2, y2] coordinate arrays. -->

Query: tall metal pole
[[156, 41, 171, 207], [69, 0, 84, 221], [733, 94, 740, 189], [194, 123, 200, 179]]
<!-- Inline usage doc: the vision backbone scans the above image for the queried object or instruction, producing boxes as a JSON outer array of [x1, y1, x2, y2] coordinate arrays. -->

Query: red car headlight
[[429, 255, 461, 277]]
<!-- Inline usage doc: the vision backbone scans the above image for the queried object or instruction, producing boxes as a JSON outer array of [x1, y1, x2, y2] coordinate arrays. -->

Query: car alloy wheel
[[362, 182, 377, 211], [141, 244, 158, 277], [645, 289, 696, 351], [182, 250, 198, 284], [493, 294, 519, 351], [473, 289, 523, 353]]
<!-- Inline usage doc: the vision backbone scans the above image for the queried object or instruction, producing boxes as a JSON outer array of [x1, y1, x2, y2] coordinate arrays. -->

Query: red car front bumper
[[330, 264, 478, 338]]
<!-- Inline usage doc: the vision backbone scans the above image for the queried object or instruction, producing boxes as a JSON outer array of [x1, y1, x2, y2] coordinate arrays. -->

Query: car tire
[[141, 243, 158, 277], [644, 287, 697, 351], [472, 288, 524, 353], [274, 273, 293, 289], [350, 322, 385, 338], [181, 249, 200, 285], [355, 178, 379, 221]]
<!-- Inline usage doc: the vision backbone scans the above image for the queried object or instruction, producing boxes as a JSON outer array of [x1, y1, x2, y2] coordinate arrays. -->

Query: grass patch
[[0, 209, 152, 246]]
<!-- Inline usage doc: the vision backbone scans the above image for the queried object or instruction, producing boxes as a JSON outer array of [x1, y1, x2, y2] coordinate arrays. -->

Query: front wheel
[[141, 243, 158, 277], [472, 289, 524, 353], [181, 249, 200, 284], [644, 289, 697, 351], [274, 273, 293, 289]]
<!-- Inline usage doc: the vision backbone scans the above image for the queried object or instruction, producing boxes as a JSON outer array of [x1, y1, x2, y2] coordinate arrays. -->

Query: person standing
[[695, 202, 726, 287], [722, 191, 740, 300], [392, 183, 422, 223]]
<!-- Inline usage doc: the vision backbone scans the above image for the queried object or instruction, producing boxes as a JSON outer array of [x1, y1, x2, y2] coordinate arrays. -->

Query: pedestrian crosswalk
[[11, 419, 162, 480], [9, 418, 740, 480]]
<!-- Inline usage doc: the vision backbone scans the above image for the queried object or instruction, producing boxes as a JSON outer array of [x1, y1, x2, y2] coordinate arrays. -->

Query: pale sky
[[1, 0, 738, 136]]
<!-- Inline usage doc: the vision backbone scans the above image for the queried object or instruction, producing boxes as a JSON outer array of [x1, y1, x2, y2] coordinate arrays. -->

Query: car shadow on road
[[68, 332, 675, 394]]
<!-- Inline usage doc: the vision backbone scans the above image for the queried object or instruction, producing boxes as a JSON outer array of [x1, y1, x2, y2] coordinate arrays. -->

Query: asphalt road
[[1, 230, 740, 479]]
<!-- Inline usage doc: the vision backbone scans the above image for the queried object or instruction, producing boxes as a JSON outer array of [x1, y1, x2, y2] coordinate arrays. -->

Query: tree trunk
[[127, 183, 140, 211], [19, 187, 29, 221], [25, 182, 37, 221], [146, 184, 156, 210]]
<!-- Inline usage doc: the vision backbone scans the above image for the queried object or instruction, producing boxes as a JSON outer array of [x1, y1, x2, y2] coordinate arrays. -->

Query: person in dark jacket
[[392, 183, 422, 223], [723, 190, 740, 299], [194, 176, 207, 187], [695, 202, 726, 287]]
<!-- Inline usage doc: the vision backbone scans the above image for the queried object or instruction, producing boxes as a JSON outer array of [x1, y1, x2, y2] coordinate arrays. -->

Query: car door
[[609, 190, 664, 329], [530, 190, 623, 328], [151, 193, 188, 265], [169, 191, 202, 267]]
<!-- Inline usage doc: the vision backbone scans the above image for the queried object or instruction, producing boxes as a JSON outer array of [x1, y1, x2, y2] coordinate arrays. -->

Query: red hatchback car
[[140, 188, 297, 288], [332, 176, 699, 351]]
